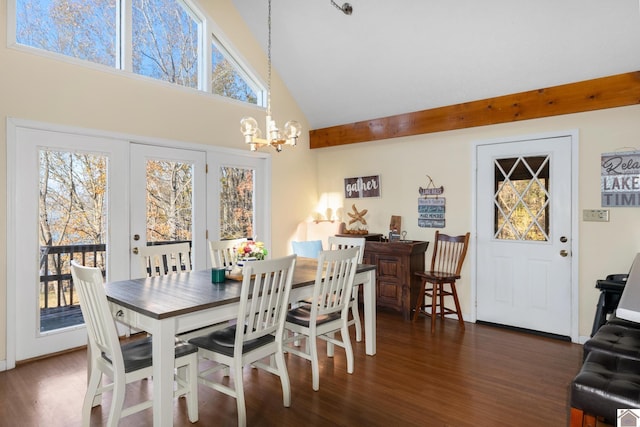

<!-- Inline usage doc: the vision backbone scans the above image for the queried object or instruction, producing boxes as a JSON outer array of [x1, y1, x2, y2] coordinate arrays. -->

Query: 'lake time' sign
[[601, 151, 640, 207]]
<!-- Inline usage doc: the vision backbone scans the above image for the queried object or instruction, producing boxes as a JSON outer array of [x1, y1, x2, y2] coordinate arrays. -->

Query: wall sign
[[344, 175, 381, 199], [601, 150, 640, 207], [418, 175, 445, 228]]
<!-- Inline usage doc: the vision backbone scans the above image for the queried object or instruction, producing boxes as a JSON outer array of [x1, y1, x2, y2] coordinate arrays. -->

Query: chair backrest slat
[[327, 236, 365, 263], [236, 255, 297, 347], [209, 238, 247, 269], [430, 231, 471, 276], [311, 247, 360, 317], [137, 242, 192, 278]]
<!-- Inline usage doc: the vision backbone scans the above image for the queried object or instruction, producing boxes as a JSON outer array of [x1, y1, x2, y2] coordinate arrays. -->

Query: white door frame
[[471, 129, 580, 343]]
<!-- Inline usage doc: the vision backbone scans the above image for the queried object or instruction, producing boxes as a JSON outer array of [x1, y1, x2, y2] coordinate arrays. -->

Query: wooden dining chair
[[70, 261, 199, 426], [208, 238, 247, 269], [284, 247, 360, 391], [327, 236, 366, 342], [188, 255, 297, 427], [412, 231, 471, 333], [136, 242, 191, 278]]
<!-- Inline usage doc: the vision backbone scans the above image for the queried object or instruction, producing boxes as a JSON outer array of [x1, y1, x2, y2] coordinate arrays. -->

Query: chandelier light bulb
[[284, 120, 302, 141], [240, 117, 258, 138]]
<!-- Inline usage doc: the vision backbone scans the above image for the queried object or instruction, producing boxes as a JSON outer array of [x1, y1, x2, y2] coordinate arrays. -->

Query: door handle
[[132, 247, 139, 255], [560, 249, 568, 257]]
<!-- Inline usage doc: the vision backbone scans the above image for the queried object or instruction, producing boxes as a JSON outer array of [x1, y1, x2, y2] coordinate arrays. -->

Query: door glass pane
[[145, 160, 193, 244], [494, 155, 550, 241], [39, 149, 107, 332], [220, 166, 254, 239]]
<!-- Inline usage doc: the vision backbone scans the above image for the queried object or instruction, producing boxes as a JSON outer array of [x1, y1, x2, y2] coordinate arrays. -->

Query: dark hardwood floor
[[0, 310, 585, 427]]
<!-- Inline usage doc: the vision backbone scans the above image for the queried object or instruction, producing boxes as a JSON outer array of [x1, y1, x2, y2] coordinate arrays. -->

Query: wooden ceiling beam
[[309, 71, 640, 149]]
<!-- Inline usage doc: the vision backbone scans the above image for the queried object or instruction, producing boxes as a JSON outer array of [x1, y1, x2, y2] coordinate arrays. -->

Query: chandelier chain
[[267, 0, 272, 117], [238, 0, 301, 151]]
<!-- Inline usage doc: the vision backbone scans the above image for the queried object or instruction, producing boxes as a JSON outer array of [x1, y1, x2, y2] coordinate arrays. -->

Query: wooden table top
[[105, 257, 375, 320]]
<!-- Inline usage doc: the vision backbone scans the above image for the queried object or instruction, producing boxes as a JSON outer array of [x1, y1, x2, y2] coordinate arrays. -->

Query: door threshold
[[477, 320, 571, 342]]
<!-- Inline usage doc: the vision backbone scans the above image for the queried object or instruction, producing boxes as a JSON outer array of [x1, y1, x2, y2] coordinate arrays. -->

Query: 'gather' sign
[[344, 175, 381, 199]]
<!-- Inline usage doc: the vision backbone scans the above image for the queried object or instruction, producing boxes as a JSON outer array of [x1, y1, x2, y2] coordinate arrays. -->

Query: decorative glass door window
[[494, 155, 550, 241]]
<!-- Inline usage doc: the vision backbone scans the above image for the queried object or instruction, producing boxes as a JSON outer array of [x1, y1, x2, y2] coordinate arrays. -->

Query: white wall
[[315, 105, 640, 339]]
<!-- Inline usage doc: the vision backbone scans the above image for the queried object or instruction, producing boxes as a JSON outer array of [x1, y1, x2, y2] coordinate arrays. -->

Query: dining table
[[103, 257, 376, 427]]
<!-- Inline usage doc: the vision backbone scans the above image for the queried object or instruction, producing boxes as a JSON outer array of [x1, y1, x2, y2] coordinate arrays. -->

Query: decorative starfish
[[348, 204, 368, 225]]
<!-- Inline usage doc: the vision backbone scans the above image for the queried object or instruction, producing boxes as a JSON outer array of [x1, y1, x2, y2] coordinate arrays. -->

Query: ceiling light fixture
[[330, 0, 353, 15], [240, 0, 301, 152]]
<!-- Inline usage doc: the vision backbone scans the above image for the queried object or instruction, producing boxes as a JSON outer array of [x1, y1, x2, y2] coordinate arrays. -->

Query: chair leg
[[234, 363, 247, 427], [275, 349, 291, 407], [82, 366, 102, 427], [107, 377, 126, 427], [450, 282, 465, 330], [431, 283, 438, 333], [309, 336, 320, 391], [570, 407, 598, 427], [412, 279, 427, 321], [342, 323, 354, 374], [185, 354, 199, 423], [351, 286, 363, 342]]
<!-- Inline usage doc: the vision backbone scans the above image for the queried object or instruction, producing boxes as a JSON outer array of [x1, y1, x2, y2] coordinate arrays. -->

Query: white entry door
[[129, 144, 207, 277], [475, 134, 575, 338]]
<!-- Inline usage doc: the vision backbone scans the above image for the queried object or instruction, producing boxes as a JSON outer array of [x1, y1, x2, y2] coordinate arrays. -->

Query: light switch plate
[[583, 209, 610, 222]]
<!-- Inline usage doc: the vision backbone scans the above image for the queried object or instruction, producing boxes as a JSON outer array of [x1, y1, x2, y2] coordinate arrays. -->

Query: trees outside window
[[14, 0, 263, 103], [220, 166, 254, 239]]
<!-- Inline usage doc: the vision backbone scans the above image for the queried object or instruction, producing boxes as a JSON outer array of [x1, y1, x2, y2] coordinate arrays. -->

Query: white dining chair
[[208, 238, 247, 270], [284, 247, 360, 391], [327, 236, 366, 342], [70, 261, 199, 426], [188, 255, 297, 427], [136, 242, 192, 278]]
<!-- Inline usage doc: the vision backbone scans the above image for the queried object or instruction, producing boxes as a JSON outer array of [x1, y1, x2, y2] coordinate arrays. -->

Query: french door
[[129, 144, 207, 278], [11, 127, 129, 361], [475, 133, 576, 339]]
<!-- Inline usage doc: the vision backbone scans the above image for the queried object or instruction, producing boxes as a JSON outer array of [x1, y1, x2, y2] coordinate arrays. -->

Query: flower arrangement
[[236, 240, 268, 261]]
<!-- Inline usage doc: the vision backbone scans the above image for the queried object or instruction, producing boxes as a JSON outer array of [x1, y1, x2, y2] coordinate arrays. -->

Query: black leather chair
[[570, 351, 640, 426], [583, 321, 640, 362]]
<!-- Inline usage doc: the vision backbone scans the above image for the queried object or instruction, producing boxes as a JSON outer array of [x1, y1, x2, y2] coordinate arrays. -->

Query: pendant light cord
[[267, 0, 272, 117]]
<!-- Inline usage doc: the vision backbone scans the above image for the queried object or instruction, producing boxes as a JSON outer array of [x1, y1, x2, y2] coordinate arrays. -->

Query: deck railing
[[39, 240, 191, 310], [40, 244, 106, 310]]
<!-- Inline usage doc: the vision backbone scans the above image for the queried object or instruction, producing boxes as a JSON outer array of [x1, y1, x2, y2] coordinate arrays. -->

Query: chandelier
[[240, 0, 301, 152]]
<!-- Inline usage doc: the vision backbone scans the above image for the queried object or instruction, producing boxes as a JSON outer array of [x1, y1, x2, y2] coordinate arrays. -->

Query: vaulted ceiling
[[232, 0, 640, 131]]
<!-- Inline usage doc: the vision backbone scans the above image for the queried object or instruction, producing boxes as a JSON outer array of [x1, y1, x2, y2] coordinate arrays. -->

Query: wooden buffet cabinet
[[362, 240, 429, 320]]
